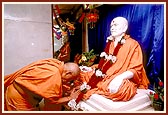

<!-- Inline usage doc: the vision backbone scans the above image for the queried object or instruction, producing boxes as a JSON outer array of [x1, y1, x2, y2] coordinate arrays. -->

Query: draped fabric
[[4, 58, 64, 110], [88, 4, 164, 88]]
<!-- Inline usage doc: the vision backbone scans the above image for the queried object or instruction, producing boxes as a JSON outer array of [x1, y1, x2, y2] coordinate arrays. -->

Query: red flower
[[150, 91, 153, 95], [159, 81, 163, 87], [154, 93, 159, 100]]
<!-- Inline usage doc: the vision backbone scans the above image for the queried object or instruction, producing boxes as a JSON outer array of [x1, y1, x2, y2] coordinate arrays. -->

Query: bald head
[[64, 62, 80, 76], [110, 17, 128, 37], [112, 17, 128, 27], [61, 62, 80, 83]]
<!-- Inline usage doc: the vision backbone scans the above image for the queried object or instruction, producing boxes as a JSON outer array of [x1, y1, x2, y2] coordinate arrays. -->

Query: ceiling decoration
[[52, 4, 103, 42], [78, 4, 100, 29]]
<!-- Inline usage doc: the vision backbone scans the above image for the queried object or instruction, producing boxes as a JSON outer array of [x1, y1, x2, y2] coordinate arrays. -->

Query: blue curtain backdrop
[[88, 4, 164, 89]]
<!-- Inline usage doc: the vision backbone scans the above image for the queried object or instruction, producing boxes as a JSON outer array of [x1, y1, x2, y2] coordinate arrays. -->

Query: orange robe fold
[[4, 58, 64, 111], [81, 35, 150, 101]]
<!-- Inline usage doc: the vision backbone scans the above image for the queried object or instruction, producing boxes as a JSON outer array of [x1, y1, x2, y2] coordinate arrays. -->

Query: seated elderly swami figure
[[4, 58, 81, 111], [79, 17, 150, 102]]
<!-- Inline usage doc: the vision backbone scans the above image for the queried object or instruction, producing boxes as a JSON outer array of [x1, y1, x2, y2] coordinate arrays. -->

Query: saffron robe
[[4, 58, 64, 111], [80, 35, 150, 101]]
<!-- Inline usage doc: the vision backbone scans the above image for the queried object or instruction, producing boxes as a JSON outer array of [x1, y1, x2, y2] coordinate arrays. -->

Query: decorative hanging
[[86, 9, 99, 29], [53, 4, 76, 41], [65, 18, 75, 35], [53, 5, 60, 18], [78, 4, 99, 29]]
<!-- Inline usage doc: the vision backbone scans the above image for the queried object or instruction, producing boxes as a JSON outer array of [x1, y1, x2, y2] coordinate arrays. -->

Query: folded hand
[[69, 88, 81, 99]]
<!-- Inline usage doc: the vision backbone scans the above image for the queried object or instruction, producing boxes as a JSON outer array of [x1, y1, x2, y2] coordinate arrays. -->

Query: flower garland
[[68, 35, 126, 110]]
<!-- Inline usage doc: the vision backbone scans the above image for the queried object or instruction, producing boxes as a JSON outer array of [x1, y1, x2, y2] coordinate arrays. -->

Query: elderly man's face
[[110, 18, 127, 37], [61, 70, 77, 85]]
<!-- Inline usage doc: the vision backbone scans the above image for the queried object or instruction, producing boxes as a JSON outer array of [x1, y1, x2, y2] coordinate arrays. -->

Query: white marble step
[[79, 89, 153, 111]]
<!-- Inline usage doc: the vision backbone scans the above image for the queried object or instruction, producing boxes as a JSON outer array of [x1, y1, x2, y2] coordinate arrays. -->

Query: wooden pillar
[[82, 17, 89, 52]]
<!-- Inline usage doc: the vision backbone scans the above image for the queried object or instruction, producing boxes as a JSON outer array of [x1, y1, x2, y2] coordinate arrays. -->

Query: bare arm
[[108, 70, 134, 93], [55, 88, 80, 104]]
